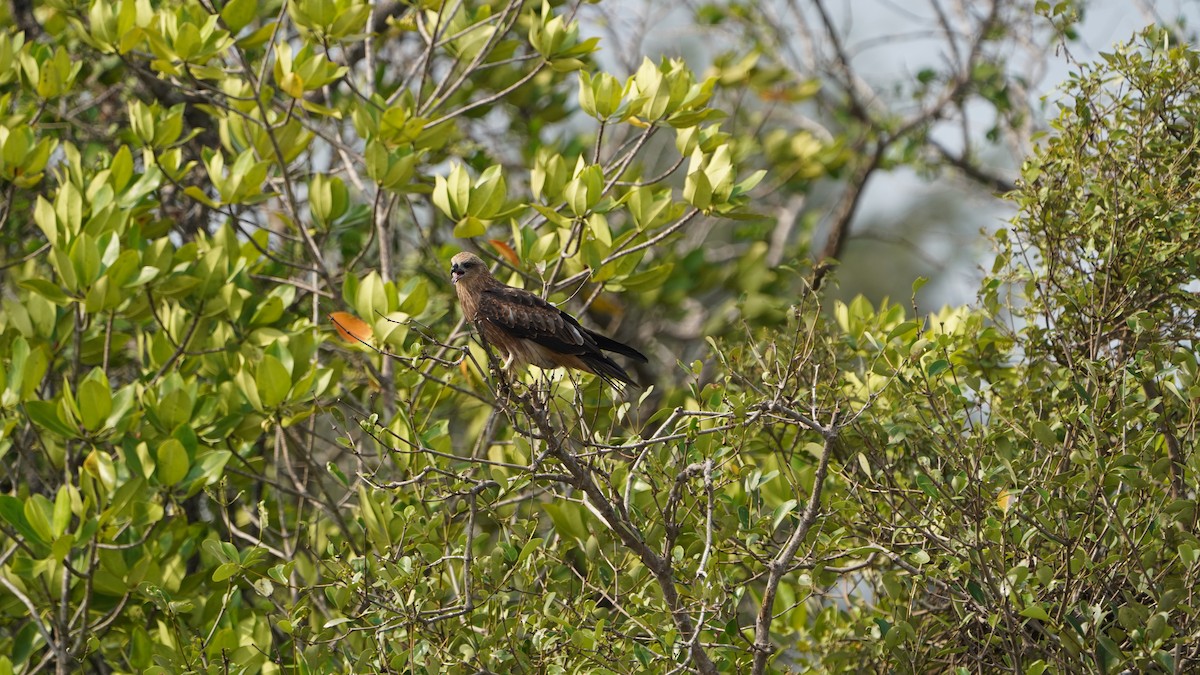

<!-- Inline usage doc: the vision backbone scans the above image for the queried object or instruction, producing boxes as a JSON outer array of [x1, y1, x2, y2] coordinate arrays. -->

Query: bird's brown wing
[[476, 286, 596, 354], [475, 286, 643, 386]]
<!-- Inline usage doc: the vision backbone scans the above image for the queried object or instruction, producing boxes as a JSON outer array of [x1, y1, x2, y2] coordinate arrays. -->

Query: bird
[[450, 251, 648, 388]]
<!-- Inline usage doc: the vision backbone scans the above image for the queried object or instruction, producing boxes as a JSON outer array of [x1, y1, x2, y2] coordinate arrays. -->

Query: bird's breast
[[455, 285, 479, 319]]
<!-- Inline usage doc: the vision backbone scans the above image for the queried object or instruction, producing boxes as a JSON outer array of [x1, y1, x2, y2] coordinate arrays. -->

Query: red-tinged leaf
[[489, 239, 520, 266], [330, 311, 373, 344]]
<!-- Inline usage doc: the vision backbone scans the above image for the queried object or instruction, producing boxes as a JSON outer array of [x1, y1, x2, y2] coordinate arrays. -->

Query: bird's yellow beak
[[450, 263, 463, 284]]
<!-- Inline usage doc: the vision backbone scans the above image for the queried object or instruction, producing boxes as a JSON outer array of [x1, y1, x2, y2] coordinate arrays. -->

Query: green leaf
[[470, 165, 506, 219], [26, 400, 78, 438], [771, 499, 797, 529], [157, 388, 194, 431], [20, 345, 49, 401], [77, 371, 113, 432], [925, 359, 951, 376], [24, 494, 54, 544], [184, 450, 231, 491], [50, 534, 75, 562], [327, 461, 349, 487], [397, 277, 428, 315], [256, 354, 291, 408], [684, 166, 713, 210], [915, 472, 939, 498], [0, 495, 47, 546], [1031, 421, 1057, 448], [202, 538, 231, 563], [11, 621, 39, 670], [1019, 604, 1052, 621], [52, 486, 72, 538], [452, 216, 487, 239], [309, 173, 334, 225], [732, 169, 766, 196], [236, 366, 263, 412], [212, 561, 240, 582], [588, 213, 612, 247], [886, 321, 919, 342], [249, 296, 284, 326], [70, 232, 102, 286], [221, 0, 258, 32], [433, 164, 471, 220], [33, 195, 57, 245], [1179, 542, 1198, 566], [355, 271, 388, 321], [252, 578, 274, 596], [184, 185, 220, 208], [622, 264, 674, 292], [156, 438, 189, 486], [52, 245, 78, 292], [83, 449, 118, 491], [122, 266, 160, 288], [19, 279, 71, 305], [268, 562, 294, 585]]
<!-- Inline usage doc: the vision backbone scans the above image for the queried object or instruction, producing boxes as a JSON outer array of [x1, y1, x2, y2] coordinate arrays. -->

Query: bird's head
[[450, 252, 489, 286]]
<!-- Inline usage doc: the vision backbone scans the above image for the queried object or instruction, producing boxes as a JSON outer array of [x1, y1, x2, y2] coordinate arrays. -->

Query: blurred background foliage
[[1, 0, 1200, 672]]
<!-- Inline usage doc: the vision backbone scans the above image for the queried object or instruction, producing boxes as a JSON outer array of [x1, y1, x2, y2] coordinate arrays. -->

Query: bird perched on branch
[[450, 251, 648, 388]]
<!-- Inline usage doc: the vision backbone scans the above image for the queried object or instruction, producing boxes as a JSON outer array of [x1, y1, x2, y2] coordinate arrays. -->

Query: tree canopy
[[1, 0, 1198, 673]]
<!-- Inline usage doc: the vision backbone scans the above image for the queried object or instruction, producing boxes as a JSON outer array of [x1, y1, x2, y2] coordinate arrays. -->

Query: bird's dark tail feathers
[[582, 353, 640, 389], [589, 330, 648, 363]]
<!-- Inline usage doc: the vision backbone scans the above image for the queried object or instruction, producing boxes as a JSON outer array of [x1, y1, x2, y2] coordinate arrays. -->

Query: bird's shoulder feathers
[[475, 285, 593, 354]]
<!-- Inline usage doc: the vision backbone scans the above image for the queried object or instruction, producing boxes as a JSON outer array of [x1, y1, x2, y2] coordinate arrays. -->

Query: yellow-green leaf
[[256, 354, 291, 408], [156, 438, 189, 486], [78, 378, 113, 432]]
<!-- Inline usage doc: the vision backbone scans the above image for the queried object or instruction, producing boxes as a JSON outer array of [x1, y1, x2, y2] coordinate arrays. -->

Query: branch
[[517, 393, 719, 675], [930, 140, 1017, 194], [751, 418, 837, 674], [1138, 377, 1185, 501], [696, 459, 715, 579], [0, 571, 58, 668], [810, 148, 882, 291]]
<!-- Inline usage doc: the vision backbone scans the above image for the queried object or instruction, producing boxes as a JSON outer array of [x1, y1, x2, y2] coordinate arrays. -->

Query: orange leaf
[[489, 239, 520, 266], [997, 488, 1015, 514], [330, 311, 374, 344]]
